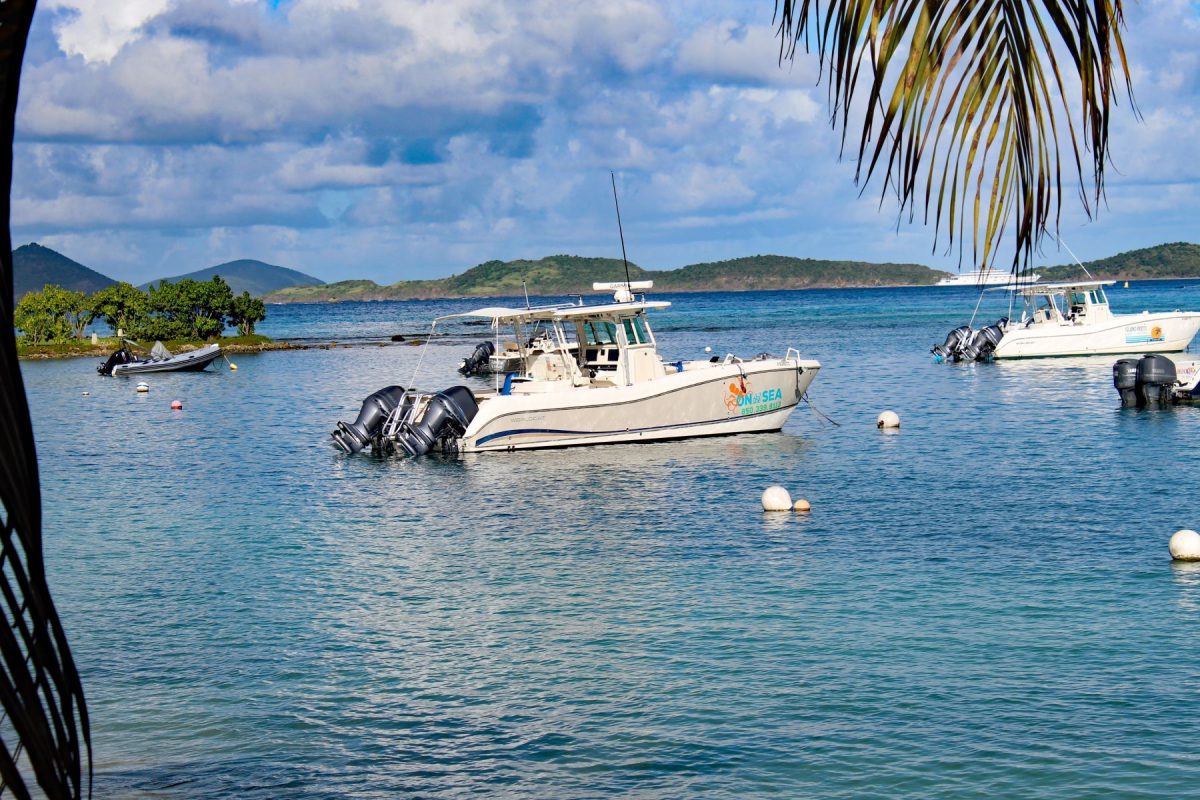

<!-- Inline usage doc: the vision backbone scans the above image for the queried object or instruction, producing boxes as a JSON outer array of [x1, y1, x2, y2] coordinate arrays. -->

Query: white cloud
[[42, 0, 171, 64], [9, 0, 1200, 282]]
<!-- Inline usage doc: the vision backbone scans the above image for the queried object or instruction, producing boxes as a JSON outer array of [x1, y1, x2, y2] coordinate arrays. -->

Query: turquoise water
[[22, 282, 1200, 797]]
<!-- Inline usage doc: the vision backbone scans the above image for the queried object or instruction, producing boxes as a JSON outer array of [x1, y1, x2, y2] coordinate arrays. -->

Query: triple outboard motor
[[458, 341, 495, 376], [97, 348, 133, 375], [1135, 354, 1178, 406], [392, 386, 479, 457], [331, 385, 408, 454], [1113, 359, 1140, 406]]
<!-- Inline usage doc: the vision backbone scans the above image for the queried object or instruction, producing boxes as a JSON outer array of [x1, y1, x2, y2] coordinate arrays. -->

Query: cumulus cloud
[[10, 0, 1200, 282]]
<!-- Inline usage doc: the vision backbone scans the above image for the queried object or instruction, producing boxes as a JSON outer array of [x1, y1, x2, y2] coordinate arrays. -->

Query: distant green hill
[[143, 259, 324, 296], [1041, 242, 1200, 281], [13, 243, 116, 299], [263, 254, 947, 303]]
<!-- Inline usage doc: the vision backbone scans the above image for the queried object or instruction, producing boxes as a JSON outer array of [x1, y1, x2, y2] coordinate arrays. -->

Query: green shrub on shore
[[13, 284, 92, 343], [12, 275, 269, 344]]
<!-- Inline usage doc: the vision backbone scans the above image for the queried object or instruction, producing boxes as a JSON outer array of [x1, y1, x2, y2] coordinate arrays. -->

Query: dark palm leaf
[[774, 0, 1134, 277], [0, 0, 93, 797]]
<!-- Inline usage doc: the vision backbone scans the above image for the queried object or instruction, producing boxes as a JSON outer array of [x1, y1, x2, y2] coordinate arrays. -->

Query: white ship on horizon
[[936, 269, 1040, 287]]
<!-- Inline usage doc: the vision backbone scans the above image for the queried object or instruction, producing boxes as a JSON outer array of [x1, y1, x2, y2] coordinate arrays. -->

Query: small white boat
[[333, 281, 822, 455], [934, 280, 1200, 361], [98, 341, 223, 376], [936, 270, 1040, 287]]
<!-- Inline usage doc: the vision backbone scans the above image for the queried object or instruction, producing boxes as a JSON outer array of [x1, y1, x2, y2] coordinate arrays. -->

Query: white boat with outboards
[[933, 280, 1200, 362], [332, 281, 821, 456], [936, 269, 1040, 287], [98, 340, 223, 376]]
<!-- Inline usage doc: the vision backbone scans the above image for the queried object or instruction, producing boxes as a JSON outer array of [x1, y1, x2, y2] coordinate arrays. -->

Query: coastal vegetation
[[14, 275, 267, 355]]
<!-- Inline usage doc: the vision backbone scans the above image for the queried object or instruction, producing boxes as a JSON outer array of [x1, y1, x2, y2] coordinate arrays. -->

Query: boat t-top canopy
[[436, 299, 670, 325], [985, 279, 1115, 294]]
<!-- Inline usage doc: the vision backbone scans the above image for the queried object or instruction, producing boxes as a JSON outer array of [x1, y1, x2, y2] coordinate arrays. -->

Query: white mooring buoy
[[136, 382, 149, 393], [761, 486, 792, 512], [1169, 529, 1200, 561], [877, 410, 900, 429]]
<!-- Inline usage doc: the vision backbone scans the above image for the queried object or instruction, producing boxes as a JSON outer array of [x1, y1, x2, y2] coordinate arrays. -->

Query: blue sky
[[11, 0, 1200, 285]]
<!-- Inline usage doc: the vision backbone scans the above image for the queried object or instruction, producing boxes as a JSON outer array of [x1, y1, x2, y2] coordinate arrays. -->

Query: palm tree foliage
[[774, 0, 1134, 276]]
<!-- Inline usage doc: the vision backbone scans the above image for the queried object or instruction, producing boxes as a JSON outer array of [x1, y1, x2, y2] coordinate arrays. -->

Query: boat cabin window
[[583, 320, 618, 346], [622, 317, 647, 345]]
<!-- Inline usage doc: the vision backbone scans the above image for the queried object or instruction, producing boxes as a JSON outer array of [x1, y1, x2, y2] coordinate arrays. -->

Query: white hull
[[462, 359, 819, 452], [937, 271, 1040, 287], [993, 312, 1200, 359]]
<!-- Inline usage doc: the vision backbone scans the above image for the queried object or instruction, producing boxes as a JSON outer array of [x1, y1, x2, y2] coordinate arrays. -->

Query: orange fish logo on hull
[[724, 376, 750, 412]]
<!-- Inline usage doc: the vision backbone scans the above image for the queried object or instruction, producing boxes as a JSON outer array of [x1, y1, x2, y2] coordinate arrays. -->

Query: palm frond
[[775, 0, 1135, 277]]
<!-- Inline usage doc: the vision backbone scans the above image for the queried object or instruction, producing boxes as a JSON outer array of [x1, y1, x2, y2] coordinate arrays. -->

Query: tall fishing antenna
[[1055, 234, 1094, 279], [610, 171, 632, 291], [522, 278, 530, 309]]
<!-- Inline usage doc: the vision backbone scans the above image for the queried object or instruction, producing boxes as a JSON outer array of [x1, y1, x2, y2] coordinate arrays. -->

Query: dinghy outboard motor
[[458, 341, 495, 376], [97, 348, 133, 375], [331, 385, 408, 454], [932, 325, 973, 361], [1135, 354, 1178, 406], [392, 386, 479, 457], [1112, 359, 1140, 406]]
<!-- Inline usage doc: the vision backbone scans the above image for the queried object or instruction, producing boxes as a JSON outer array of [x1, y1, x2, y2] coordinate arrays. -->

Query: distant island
[[1040, 242, 1200, 281], [262, 255, 951, 302], [13, 241, 1200, 304], [13, 243, 116, 298], [12, 246, 323, 299], [141, 259, 324, 296]]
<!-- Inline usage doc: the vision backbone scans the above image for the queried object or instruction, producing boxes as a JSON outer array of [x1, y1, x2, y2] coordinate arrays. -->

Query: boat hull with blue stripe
[[461, 356, 816, 452]]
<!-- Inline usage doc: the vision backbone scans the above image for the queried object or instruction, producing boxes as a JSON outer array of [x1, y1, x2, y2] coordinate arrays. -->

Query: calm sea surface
[[21, 281, 1200, 797]]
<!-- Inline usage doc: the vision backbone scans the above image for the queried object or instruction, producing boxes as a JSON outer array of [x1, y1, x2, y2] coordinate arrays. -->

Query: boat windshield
[[623, 316, 651, 345], [583, 320, 619, 345]]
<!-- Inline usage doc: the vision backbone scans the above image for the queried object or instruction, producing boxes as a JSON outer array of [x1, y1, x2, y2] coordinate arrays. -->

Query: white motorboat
[[936, 269, 1040, 287], [934, 280, 1200, 361], [332, 281, 821, 455]]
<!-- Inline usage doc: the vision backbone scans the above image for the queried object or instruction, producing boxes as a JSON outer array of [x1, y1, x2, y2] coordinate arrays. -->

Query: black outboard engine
[[458, 341, 495, 376], [331, 385, 408, 454], [393, 386, 480, 457], [932, 325, 973, 361], [97, 348, 133, 375], [1113, 359, 1140, 406], [1135, 354, 1178, 406], [971, 324, 1004, 360]]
